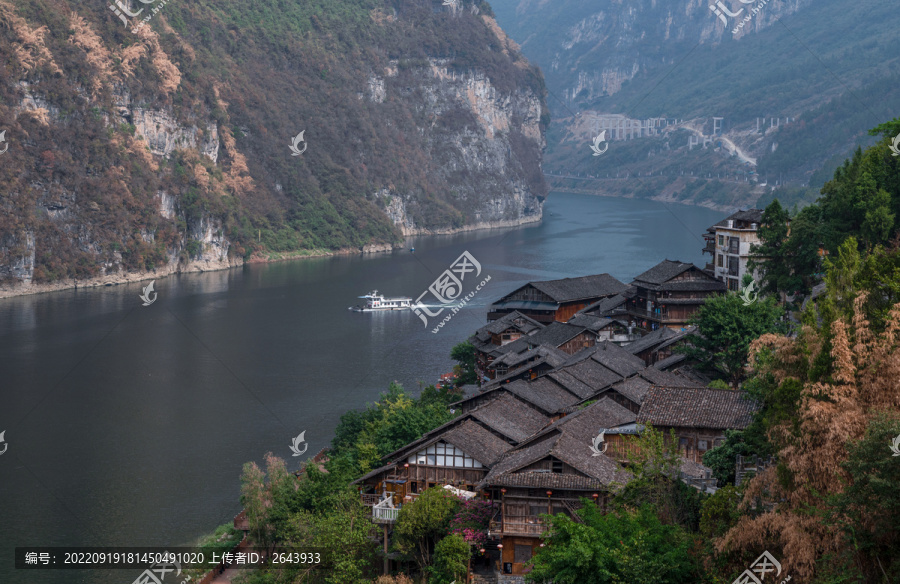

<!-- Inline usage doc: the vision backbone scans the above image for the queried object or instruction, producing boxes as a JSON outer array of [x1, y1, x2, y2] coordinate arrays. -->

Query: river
[[0, 193, 724, 583]]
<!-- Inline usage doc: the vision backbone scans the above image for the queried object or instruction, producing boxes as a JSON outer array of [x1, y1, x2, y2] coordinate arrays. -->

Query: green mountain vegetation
[[489, 0, 900, 205], [0, 0, 547, 285]]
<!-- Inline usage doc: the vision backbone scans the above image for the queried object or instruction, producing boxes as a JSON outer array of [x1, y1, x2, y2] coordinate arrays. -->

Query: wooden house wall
[[519, 457, 579, 475], [504, 286, 555, 303], [597, 390, 641, 414], [406, 464, 486, 491], [555, 302, 587, 322], [557, 331, 596, 354], [660, 425, 726, 463]]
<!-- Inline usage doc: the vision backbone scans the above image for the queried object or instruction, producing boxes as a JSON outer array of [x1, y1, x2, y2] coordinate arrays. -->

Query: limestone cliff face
[[492, 0, 812, 104], [374, 54, 545, 235], [0, 0, 548, 295]]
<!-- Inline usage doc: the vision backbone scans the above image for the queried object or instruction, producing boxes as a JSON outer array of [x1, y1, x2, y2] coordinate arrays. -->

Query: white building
[[702, 209, 764, 291]]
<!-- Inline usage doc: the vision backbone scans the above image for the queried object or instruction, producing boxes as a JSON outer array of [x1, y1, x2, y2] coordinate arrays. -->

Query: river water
[[0, 193, 723, 583]]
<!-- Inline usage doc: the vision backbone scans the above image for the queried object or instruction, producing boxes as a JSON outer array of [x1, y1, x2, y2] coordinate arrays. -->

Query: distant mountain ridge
[[489, 0, 899, 207], [0, 0, 548, 293]]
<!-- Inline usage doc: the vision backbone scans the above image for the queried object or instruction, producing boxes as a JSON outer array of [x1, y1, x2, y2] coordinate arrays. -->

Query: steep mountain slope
[[490, 0, 900, 207], [0, 0, 548, 293]]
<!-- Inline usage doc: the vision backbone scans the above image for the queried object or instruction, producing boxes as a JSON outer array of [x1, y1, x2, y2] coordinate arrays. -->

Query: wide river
[[0, 193, 723, 583]]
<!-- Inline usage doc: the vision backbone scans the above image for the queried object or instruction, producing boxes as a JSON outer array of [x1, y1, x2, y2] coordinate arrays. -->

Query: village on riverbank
[[207, 208, 795, 584]]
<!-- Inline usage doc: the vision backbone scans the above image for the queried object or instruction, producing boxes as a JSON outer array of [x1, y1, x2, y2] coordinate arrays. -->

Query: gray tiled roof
[[528, 274, 629, 303], [624, 327, 681, 355], [708, 209, 763, 230], [637, 386, 759, 430], [443, 420, 514, 466], [470, 392, 550, 443], [630, 260, 725, 293], [519, 397, 637, 448], [632, 260, 695, 285], [608, 376, 654, 405], [476, 400, 635, 490], [578, 293, 630, 317], [585, 342, 646, 377], [546, 370, 597, 400], [504, 378, 582, 414], [475, 311, 544, 339]]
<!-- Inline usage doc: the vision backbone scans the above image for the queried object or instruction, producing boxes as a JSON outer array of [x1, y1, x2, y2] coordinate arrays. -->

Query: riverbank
[[0, 213, 543, 300]]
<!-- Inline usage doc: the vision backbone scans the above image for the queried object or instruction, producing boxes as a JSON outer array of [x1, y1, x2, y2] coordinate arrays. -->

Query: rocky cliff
[[490, 0, 899, 204], [0, 0, 548, 295]]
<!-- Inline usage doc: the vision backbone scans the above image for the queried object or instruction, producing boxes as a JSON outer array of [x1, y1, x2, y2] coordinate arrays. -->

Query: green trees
[[329, 382, 456, 474], [748, 200, 823, 300], [449, 341, 478, 386], [428, 534, 470, 584], [394, 488, 460, 575], [526, 504, 697, 584], [682, 292, 787, 386]]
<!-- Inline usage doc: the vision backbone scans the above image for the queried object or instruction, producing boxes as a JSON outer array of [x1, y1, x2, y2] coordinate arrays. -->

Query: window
[[718, 235, 724, 246], [714, 438, 725, 448], [717, 254, 723, 267], [728, 278, 740, 291], [514, 545, 532, 563], [698, 440, 708, 451], [408, 442, 482, 468], [728, 237, 740, 254], [529, 504, 548, 516], [551, 459, 563, 474], [728, 256, 739, 276], [679, 437, 689, 451]]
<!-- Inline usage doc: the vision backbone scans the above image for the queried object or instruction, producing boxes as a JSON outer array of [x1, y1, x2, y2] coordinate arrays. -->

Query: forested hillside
[[0, 0, 548, 290], [490, 0, 899, 206]]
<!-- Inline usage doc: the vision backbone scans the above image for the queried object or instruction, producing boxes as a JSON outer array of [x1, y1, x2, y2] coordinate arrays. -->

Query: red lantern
[[479, 548, 485, 554], [546, 490, 552, 497], [497, 544, 503, 549], [500, 488, 506, 494]]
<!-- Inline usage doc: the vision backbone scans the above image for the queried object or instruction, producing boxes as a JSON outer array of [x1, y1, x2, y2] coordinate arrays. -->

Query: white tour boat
[[349, 290, 413, 312]]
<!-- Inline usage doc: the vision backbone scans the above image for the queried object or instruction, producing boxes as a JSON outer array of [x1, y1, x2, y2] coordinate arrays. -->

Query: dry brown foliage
[[68, 13, 113, 94], [134, 25, 181, 95], [720, 296, 900, 580], [0, 1, 62, 74]]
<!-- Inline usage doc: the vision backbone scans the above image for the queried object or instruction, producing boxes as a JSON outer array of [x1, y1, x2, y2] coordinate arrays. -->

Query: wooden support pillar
[[383, 524, 389, 575]]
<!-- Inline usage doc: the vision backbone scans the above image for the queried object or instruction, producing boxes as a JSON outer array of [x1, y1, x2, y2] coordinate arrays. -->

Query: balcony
[[373, 506, 400, 523], [373, 497, 400, 523], [489, 519, 548, 536]]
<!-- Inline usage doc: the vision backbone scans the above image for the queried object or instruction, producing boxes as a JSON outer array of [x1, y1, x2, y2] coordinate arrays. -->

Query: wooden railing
[[373, 506, 400, 523]]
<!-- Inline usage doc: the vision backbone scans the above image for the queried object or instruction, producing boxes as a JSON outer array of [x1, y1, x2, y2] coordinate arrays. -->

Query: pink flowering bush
[[449, 499, 496, 546]]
